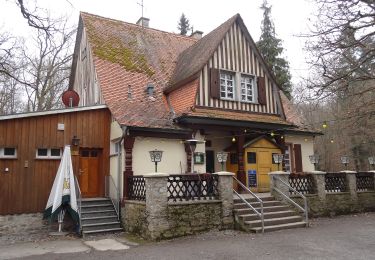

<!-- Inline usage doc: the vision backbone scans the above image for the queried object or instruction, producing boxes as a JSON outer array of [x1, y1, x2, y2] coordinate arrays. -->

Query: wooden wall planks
[[0, 108, 111, 215]]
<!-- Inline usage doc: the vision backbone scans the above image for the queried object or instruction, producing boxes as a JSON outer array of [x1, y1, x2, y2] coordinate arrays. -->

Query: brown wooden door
[[79, 149, 101, 197]]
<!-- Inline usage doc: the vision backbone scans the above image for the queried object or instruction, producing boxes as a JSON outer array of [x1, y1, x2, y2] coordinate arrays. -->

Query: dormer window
[[240, 74, 255, 102], [220, 71, 235, 100]]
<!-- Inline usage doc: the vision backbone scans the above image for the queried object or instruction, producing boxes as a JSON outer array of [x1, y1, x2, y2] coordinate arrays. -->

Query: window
[[220, 71, 235, 100], [0, 147, 17, 158], [247, 152, 256, 164], [241, 75, 255, 102], [36, 148, 62, 159], [230, 153, 238, 164]]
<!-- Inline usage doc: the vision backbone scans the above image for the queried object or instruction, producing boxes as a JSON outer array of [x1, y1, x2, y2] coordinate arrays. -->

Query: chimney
[[136, 17, 150, 28], [191, 30, 203, 39]]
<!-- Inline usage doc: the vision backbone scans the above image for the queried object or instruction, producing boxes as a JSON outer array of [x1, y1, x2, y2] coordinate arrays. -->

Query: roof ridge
[[80, 11, 198, 42]]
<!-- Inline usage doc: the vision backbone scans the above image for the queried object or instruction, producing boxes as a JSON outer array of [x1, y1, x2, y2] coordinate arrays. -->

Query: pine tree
[[256, 0, 292, 99], [177, 13, 191, 36]]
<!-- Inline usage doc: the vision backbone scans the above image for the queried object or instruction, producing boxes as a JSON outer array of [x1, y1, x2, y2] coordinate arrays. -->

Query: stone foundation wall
[[122, 172, 234, 240], [122, 201, 147, 235], [164, 201, 222, 239]]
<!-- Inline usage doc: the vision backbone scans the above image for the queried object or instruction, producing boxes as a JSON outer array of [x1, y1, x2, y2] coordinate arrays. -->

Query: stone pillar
[[341, 171, 358, 200], [268, 171, 290, 201], [144, 173, 169, 240], [369, 171, 375, 190], [215, 171, 235, 229], [309, 171, 327, 200]]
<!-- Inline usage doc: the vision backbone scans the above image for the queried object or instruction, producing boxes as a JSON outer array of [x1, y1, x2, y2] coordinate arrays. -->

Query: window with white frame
[[0, 147, 17, 159], [110, 140, 121, 156], [36, 148, 62, 159], [240, 74, 255, 102], [220, 71, 235, 100]]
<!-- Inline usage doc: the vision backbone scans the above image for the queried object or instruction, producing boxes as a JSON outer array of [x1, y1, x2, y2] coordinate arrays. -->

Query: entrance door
[[257, 150, 272, 192], [206, 150, 215, 173], [79, 149, 101, 197]]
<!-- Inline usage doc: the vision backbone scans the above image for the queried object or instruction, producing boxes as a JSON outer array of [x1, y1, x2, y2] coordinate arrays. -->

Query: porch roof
[[177, 107, 295, 130]]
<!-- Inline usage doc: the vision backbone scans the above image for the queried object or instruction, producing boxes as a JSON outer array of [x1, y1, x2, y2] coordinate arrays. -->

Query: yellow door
[[257, 150, 272, 192]]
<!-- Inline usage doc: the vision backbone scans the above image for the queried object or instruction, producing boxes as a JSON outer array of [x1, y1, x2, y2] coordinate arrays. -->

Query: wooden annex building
[[0, 106, 110, 215]]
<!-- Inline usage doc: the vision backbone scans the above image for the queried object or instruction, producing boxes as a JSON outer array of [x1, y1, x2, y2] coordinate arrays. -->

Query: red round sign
[[62, 90, 80, 107]]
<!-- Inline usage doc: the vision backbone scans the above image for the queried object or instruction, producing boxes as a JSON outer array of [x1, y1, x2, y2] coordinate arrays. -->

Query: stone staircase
[[80, 197, 123, 236], [233, 195, 307, 233]]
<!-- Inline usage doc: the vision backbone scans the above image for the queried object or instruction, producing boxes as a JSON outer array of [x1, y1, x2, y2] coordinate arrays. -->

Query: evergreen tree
[[256, 0, 292, 99], [177, 13, 191, 36]]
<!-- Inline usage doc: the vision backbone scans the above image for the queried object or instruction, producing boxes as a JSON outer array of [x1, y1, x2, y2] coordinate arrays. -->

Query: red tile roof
[[81, 12, 197, 129]]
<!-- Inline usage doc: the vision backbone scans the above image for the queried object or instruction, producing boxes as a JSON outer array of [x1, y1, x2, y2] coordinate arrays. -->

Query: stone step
[[82, 227, 123, 235], [81, 203, 112, 208], [234, 200, 282, 209], [81, 206, 115, 213], [250, 221, 307, 233], [233, 196, 275, 204], [234, 205, 291, 215], [238, 210, 298, 221], [244, 215, 303, 228], [81, 209, 117, 218], [81, 216, 118, 225], [82, 222, 122, 232], [80, 198, 112, 206]]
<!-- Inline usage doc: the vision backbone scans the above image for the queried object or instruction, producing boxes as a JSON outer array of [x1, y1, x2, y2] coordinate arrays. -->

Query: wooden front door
[[257, 150, 272, 192], [79, 149, 101, 198]]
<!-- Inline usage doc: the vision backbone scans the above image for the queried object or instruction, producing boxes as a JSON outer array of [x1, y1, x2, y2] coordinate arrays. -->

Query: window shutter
[[210, 68, 220, 99], [257, 76, 266, 105], [293, 144, 302, 173]]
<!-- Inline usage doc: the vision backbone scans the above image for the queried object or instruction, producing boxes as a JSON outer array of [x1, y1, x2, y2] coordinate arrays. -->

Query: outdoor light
[[149, 149, 163, 172], [216, 151, 229, 171], [184, 139, 205, 173], [272, 153, 284, 171], [270, 132, 275, 137], [340, 156, 349, 170], [232, 136, 236, 142], [322, 121, 327, 129], [368, 156, 375, 170], [309, 154, 320, 171], [71, 135, 80, 146]]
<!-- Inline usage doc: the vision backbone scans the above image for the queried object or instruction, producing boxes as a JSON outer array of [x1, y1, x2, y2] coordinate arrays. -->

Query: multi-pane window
[[36, 148, 62, 159], [241, 75, 255, 102], [220, 72, 235, 100], [0, 147, 17, 158]]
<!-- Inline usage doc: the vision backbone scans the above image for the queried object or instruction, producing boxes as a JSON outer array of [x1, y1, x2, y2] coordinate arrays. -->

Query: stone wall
[[121, 172, 234, 240], [122, 201, 147, 235], [269, 171, 375, 217]]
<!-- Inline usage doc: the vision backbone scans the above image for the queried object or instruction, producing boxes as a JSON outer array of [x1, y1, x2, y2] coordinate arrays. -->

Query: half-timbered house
[[0, 12, 319, 216]]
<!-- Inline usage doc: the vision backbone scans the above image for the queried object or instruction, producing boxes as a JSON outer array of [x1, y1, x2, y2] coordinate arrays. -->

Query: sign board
[[247, 169, 257, 187]]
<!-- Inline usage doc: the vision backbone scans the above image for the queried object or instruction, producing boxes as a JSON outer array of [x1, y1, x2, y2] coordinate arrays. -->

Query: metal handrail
[[74, 175, 82, 233], [272, 175, 308, 226], [105, 175, 120, 220], [232, 176, 264, 233]]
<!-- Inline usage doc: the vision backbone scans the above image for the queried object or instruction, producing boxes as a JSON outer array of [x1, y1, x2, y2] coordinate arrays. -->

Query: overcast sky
[[1, 0, 315, 84]]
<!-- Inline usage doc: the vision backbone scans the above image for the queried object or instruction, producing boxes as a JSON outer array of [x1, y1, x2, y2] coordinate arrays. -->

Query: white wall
[[133, 137, 189, 175], [284, 135, 315, 172], [109, 120, 124, 196]]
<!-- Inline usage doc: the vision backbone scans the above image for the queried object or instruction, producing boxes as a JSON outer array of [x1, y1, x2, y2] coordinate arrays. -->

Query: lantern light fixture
[[340, 156, 349, 170], [216, 151, 229, 171], [322, 121, 328, 129], [272, 153, 284, 171], [71, 135, 80, 146], [149, 149, 163, 172], [309, 154, 320, 171], [368, 156, 375, 170]]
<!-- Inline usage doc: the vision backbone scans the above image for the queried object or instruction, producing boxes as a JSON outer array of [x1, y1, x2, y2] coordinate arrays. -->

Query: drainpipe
[[117, 125, 127, 219]]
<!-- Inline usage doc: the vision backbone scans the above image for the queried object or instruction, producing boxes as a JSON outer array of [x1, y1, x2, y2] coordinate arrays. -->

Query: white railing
[[233, 176, 264, 233], [105, 175, 120, 220], [74, 175, 82, 233], [272, 175, 309, 226]]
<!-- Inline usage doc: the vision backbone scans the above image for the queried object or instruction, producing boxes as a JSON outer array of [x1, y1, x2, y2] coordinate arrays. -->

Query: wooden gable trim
[[68, 15, 84, 89]]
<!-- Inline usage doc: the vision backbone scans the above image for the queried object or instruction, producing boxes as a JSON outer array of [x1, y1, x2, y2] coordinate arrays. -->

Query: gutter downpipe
[[117, 125, 127, 220]]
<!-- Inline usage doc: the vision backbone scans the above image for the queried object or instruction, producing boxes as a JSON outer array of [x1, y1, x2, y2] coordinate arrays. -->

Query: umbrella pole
[[58, 209, 66, 233]]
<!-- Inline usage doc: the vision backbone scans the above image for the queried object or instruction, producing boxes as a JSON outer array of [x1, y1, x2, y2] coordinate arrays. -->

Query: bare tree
[[304, 0, 375, 100]]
